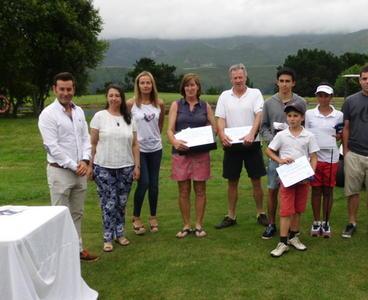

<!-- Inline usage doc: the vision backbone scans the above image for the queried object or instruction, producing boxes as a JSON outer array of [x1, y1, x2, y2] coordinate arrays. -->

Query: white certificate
[[276, 156, 315, 187], [174, 125, 214, 147], [308, 127, 336, 149], [224, 126, 253, 144]]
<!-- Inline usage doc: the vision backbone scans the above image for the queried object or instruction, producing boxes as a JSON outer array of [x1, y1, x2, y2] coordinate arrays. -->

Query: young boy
[[266, 102, 319, 257], [305, 84, 343, 238]]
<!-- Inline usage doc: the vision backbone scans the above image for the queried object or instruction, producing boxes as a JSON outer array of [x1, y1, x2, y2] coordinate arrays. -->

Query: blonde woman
[[127, 72, 165, 234]]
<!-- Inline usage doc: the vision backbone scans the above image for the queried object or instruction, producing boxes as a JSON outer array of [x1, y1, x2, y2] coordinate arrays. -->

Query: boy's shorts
[[279, 182, 309, 217], [171, 152, 211, 181], [222, 142, 266, 180], [310, 161, 338, 187], [267, 159, 280, 189]]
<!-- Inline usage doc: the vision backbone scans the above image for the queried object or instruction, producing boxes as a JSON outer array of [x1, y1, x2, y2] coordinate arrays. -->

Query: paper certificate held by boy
[[276, 156, 315, 188]]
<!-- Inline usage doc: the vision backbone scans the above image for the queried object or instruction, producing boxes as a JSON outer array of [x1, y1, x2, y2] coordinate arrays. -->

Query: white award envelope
[[276, 156, 315, 187], [224, 126, 253, 144], [174, 125, 214, 147]]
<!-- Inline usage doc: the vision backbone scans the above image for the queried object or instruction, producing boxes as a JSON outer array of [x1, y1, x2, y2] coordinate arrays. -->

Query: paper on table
[[224, 126, 253, 144], [276, 156, 315, 187], [308, 127, 336, 149], [174, 125, 214, 147]]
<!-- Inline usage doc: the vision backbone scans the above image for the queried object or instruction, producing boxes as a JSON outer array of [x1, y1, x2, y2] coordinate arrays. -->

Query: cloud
[[93, 0, 368, 39]]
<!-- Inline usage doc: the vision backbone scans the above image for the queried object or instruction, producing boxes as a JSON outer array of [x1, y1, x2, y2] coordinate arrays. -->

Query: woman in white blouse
[[89, 84, 140, 252]]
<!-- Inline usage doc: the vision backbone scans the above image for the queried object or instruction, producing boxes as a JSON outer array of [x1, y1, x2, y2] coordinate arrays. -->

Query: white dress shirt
[[38, 99, 91, 171]]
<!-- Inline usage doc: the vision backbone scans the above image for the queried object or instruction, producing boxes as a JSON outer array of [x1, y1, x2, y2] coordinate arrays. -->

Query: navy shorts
[[222, 142, 266, 180]]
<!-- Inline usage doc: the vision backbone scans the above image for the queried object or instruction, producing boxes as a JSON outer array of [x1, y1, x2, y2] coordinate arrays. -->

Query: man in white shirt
[[38, 72, 99, 262], [215, 63, 268, 229]]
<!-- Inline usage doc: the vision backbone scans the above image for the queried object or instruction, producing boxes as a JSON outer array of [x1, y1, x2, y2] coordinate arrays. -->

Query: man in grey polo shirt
[[38, 72, 99, 261], [260, 67, 306, 239], [341, 64, 368, 238]]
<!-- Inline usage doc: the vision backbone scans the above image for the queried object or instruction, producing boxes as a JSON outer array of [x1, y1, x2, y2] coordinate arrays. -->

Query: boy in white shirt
[[266, 102, 319, 257]]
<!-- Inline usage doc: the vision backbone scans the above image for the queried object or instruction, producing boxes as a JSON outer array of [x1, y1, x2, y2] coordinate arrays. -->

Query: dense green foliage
[[281, 50, 368, 96], [0, 0, 107, 115]]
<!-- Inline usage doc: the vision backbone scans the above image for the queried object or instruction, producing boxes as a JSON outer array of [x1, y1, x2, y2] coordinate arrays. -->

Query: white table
[[0, 206, 98, 300]]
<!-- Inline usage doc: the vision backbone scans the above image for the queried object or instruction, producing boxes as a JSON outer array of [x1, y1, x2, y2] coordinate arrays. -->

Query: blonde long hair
[[134, 71, 159, 107]]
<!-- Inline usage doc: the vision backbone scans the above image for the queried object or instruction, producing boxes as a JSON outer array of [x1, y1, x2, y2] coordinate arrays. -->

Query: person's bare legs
[[178, 180, 191, 229], [267, 188, 279, 224], [193, 181, 206, 228], [311, 187, 322, 221], [348, 194, 360, 224], [227, 179, 239, 219], [251, 178, 265, 215]]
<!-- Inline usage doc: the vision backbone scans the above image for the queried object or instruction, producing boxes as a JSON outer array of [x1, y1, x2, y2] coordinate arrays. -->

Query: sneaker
[[342, 223, 356, 238], [288, 237, 307, 251], [321, 223, 331, 238], [257, 213, 269, 226], [310, 222, 321, 237], [80, 249, 100, 262], [262, 224, 277, 239], [214, 216, 237, 229], [270, 242, 289, 257]]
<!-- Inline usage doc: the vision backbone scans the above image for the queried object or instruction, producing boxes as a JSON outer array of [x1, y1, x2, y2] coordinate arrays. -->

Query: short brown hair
[[359, 64, 368, 77], [53, 72, 76, 86], [180, 73, 201, 98]]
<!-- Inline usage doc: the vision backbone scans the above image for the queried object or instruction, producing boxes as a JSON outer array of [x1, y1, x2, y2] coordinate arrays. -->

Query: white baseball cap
[[315, 85, 334, 95]]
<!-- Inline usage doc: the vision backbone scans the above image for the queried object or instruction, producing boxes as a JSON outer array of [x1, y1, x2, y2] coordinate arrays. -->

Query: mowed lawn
[[0, 95, 367, 299]]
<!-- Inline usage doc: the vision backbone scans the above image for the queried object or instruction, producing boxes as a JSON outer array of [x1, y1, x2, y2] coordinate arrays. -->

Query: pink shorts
[[171, 152, 211, 181], [279, 182, 309, 217], [310, 161, 338, 187]]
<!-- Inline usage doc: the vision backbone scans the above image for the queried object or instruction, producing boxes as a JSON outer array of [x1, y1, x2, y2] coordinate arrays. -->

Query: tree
[[0, 0, 107, 116], [334, 64, 362, 97], [339, 52, 368, 71], [280, 49, 341, 96], [125, 58, 181, 92]]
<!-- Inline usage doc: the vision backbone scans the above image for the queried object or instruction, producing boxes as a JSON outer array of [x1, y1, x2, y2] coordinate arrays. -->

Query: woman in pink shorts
[[167, 73, 216, 238]]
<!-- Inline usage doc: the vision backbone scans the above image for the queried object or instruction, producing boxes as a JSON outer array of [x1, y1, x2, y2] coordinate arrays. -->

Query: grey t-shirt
[[342, 91, 368, 156], [260, 93, 306, 143]]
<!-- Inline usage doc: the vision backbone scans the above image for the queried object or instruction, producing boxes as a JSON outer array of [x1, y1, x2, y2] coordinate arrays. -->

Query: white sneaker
[[288, 237, 307, 251], [270, 242, 289, 257]]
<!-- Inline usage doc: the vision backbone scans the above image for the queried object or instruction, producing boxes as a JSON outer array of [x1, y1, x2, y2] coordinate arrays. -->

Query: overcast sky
[[92, 0, 367, 40]]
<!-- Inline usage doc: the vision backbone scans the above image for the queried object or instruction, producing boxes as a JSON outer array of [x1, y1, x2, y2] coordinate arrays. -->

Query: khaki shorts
[[344, 151, 368, 196]]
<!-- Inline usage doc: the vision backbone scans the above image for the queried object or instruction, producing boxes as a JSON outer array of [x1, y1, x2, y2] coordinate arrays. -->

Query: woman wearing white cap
[[305, 82, 343, 238]]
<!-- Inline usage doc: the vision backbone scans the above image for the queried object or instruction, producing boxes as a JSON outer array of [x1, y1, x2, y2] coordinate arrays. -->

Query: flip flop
[[149, 216, 159, 233], [194, 228, 207, 238], [176, 228, 192, 239]]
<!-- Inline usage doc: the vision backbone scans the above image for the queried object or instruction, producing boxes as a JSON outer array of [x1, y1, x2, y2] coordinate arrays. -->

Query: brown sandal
[[103, 242, 113, 252], [149, 216, 159, 233], [115, 237, 130, 246], [176, 228, 192, 239], [132, 217, 146, 235]]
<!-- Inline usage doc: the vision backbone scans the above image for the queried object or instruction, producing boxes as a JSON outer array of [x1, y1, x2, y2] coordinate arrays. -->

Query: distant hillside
[[89, 30, 368, 94]]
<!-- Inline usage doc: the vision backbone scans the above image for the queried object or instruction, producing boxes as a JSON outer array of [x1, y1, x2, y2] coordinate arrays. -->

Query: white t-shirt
[[90, 110, 136, 168], [131, 103, 162, 153], [305, 105, 343, 163], [215, 87, 264, 141], [269, 127, 320, 160]]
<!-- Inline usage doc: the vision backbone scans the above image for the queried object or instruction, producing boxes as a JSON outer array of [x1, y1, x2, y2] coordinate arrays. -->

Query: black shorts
[[222, 142, 266, 180]]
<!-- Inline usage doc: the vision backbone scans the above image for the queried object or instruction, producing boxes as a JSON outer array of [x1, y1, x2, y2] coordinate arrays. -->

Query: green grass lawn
[[0, 99, 367, 299]]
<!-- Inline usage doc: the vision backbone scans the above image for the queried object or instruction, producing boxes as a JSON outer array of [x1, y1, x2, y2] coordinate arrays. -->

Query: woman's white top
[[131, 103, 162, 152], [90, 110, 136, 168]]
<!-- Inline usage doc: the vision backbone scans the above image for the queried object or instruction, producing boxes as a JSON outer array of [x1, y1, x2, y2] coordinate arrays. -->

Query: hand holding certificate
[[174, 125, 217, 154], [276, 156, 315, 187], [224, 126, 253, 144]]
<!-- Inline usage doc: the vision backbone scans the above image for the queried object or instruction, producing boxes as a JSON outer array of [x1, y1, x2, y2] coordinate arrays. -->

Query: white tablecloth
[[0, 206, 98, 300]]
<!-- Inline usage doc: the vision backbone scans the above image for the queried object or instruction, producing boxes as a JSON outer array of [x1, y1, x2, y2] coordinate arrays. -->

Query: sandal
[[176, 228, 192, 239], [103, 242, 113, 252], [149, 216, 159, 233], [132, 217, 146, 235], [194, 227, 207, 238], [115, 237, 130, 246]]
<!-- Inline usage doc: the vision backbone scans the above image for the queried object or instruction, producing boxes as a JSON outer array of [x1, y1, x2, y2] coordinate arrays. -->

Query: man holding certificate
[[215, 63, 268, 229], [266, 102, 319, 257]]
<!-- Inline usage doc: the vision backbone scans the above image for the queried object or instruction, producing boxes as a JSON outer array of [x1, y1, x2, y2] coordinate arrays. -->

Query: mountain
[[89, 30, 368, 94]]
